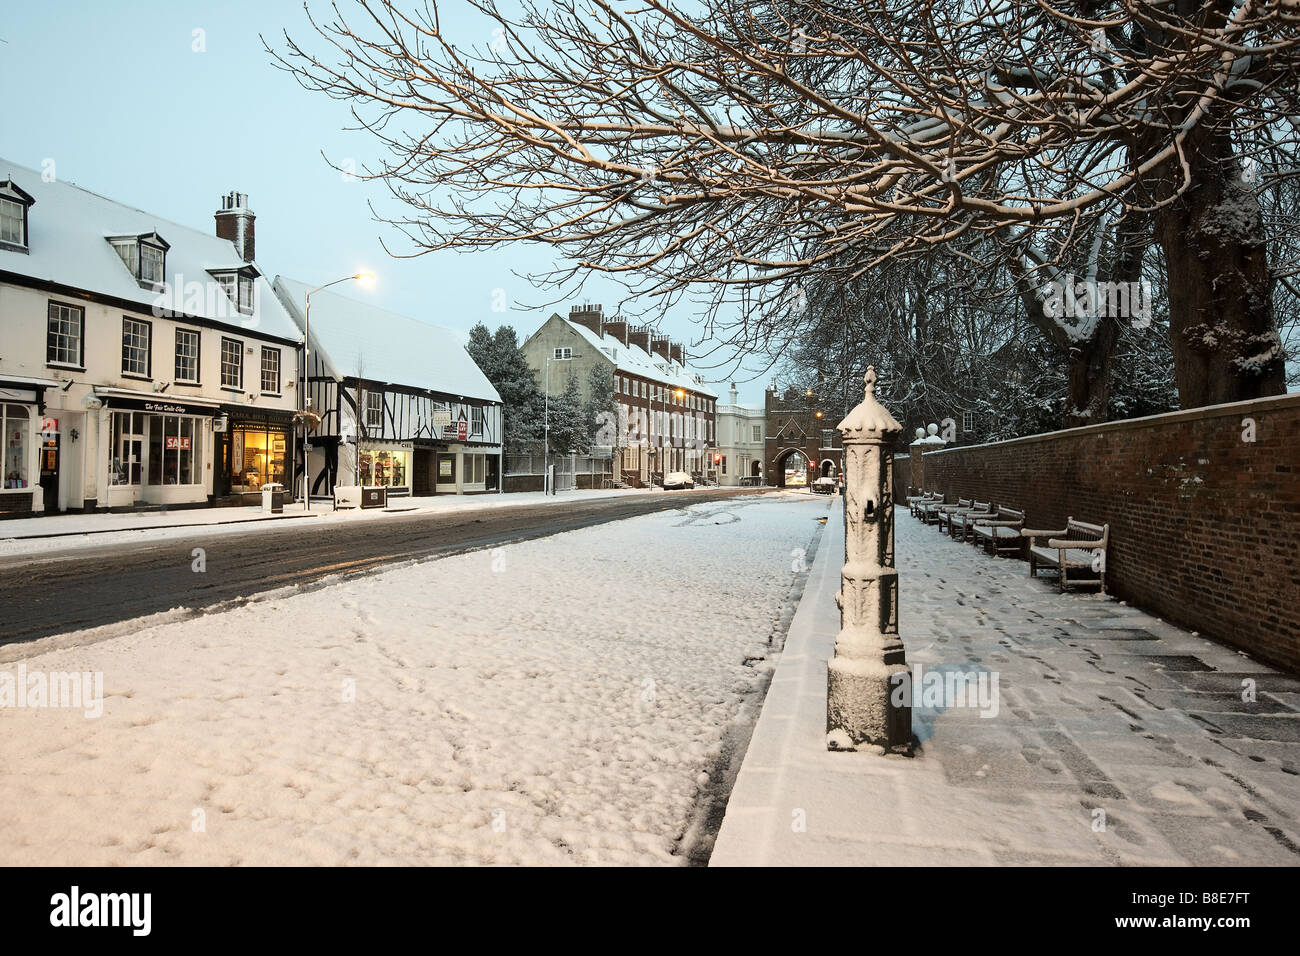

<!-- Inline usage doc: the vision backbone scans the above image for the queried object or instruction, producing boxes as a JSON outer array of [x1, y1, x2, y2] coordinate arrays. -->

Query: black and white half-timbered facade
[[272, 277, 503, 498]]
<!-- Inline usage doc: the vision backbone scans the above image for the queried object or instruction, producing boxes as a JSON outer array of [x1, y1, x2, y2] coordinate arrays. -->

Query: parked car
[[663, 471, 695, 490], [811, 476, 837, 495]]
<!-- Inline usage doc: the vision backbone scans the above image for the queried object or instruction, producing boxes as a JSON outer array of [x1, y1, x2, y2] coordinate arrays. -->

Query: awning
[[94, 387, 222, 417]]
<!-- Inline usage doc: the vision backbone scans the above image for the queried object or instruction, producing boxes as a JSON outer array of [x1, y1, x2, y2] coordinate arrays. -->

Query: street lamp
[[543, 349, 578, 495], [301, 272, 374, 511]]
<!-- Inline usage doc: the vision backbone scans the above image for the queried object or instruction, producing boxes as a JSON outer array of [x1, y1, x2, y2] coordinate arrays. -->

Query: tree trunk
[[1150, 123, 1286, 407], [1063, 315, 1120, 428]]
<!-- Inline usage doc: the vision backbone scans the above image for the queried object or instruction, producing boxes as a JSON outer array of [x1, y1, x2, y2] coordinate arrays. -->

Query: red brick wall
[[904, 393, 1300, 673]]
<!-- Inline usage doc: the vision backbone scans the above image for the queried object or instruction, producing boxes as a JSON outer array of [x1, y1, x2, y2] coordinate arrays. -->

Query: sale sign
[[165, 436, 192, 451]]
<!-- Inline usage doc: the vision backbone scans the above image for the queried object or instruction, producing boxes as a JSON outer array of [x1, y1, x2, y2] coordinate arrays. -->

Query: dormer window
[[208, 266, 259, 316], [0, 179, 35, 252], [109, 231, 170, 290]]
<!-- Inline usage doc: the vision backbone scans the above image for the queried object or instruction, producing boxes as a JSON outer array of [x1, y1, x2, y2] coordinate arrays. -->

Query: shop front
[[2, 394, 37, 515], [214, 407, 296, 503], [357, 440, 412, 496], [98, 393, 219, 509]]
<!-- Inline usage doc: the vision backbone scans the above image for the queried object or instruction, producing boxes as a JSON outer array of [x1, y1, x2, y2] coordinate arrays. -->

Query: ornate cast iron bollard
[[827, 367, 912, 751]]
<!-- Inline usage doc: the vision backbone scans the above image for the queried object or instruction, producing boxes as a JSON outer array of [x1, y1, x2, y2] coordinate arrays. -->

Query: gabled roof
[[542, 313, 718, 398], [272, 276, 500, 404], [0, 158, 300, 341]]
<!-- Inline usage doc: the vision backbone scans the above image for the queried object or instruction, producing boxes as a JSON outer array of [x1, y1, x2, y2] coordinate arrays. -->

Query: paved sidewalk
[[711, 505, 1300, 866]]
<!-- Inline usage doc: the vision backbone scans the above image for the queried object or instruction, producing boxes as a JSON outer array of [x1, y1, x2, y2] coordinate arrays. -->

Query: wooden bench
[[907, 490, 940, 518], [936, 498, 972, 536], [972, 506, 1025, 557], [918, 494, 948, 525], [950, 500, 994, 541], [1023, 518, 1110, 593]]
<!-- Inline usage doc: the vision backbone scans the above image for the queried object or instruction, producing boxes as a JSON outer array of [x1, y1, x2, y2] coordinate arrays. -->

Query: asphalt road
[[0, 488, 762, 645]]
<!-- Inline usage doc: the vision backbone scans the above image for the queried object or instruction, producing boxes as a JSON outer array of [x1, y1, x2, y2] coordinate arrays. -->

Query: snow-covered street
[[0, 492, 828, 865]]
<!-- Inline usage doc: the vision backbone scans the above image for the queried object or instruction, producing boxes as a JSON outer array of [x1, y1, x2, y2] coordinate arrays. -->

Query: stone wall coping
[[922, 390, 1299, 457]]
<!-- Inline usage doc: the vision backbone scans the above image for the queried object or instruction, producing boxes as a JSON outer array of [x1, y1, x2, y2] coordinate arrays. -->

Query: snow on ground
[[0, 492, 829, 866], [714, 505, 1300, 866]]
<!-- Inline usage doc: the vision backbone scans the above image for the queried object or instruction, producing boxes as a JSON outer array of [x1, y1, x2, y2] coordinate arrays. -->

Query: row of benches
[[906, 491, 1110, 594]]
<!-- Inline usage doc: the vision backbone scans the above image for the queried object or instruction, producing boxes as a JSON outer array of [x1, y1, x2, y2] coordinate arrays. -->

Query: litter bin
[[261, 482, 284, 514], [361, 485, 387, 509]]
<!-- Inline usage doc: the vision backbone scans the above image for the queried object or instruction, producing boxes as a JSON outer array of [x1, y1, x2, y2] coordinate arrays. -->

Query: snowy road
[[0, 488, 760, 644], [0, 492, 830, 865]]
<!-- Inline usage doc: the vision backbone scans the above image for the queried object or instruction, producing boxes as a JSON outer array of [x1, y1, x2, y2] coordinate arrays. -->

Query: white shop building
[[0, 159, 300, 515]]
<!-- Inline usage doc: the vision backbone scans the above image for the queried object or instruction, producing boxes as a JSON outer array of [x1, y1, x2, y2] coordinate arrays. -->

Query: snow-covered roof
[[562, 318, 718, 398], [0, 157, 300, 342], [273, 276, 500, 404]]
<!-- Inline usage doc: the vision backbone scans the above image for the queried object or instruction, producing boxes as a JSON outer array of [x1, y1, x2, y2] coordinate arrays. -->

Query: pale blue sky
[[0, 0, 768, 405]]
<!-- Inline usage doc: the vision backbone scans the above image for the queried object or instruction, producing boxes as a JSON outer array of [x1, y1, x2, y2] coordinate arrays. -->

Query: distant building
[[521, 304, 718, 486], [272, 277, 502, 497], [715, 384, 765, 485], [764, 383, 843, 487], [0, 159, 300, 515]]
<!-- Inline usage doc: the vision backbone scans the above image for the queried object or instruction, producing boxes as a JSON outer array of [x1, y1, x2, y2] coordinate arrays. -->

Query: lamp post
[[301, 272, 373, 511], [543, 351, 575, 495]]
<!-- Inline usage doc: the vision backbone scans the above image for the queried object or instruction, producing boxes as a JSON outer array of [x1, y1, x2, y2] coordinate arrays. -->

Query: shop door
[[118, 427, 144, 488], [39, 418, 59, 512], [486, 453, 499, 491], [413, 449, 432, 496]]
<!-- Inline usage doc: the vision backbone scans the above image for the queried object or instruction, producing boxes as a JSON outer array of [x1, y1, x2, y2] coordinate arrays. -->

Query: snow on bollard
[[826, 367, 912, 753]]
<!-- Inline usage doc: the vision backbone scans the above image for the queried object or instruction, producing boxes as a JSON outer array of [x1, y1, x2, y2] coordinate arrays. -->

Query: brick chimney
[[215, 191, 255, 262], [568, 302, 603, 336], [650, 333, 671, 362], [629, 324, 653, 354], [601, 316, 629, 346], [669, 342, 685, 365]]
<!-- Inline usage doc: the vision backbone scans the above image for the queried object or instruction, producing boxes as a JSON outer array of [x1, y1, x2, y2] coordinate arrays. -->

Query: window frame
[[0, 197, 27, 249], [174, 327, 201, 384], [120, 316, 153, 379], [46, 300, 84, 369], [365, 389, 383, 430], [220, 337, 244, 391], [260, 347, 281, 396]]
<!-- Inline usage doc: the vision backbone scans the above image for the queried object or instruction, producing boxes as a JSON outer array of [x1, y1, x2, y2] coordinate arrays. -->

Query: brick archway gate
[[773, 448, 809, 488]]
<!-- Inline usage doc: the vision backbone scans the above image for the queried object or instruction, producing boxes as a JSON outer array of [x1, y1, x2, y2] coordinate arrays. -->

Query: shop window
[[47, 301, 84, 368], [359, 447, 409, 488], [466, 453, 485, 486], [230, 425, 288, 492], [109, 412, 144, 486], [146, 414, 201, 485], [2, 404, 32, 490]]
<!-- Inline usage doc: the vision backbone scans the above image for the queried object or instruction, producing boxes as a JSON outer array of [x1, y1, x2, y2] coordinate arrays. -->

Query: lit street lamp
[[301, 272, 374, 511]]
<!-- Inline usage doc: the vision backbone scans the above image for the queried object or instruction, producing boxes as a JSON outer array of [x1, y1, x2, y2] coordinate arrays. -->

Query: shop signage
[[454, 420, 468, 441], [40, 417, 58, 437], [165, 436, 192, 451], [104, 396, 217, 417], [0, 388, 37, 403], [438, 458, 453, 479], [433, 410, 452, 427]]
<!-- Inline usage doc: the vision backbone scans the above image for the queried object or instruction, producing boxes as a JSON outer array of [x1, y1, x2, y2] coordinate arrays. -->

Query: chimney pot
[[215, 191, 256, 262]]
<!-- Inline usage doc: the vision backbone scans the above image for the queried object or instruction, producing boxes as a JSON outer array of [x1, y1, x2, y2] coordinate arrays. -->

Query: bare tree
[[270, 0, 1295, 406]]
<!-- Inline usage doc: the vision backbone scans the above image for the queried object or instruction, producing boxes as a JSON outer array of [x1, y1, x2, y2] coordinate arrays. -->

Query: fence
[[503, 444, 615, 493], [895, 392, 1300, 673]]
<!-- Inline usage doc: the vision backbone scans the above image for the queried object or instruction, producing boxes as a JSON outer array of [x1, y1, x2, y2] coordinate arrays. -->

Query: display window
[[110, 411, 204, 487], [2, 404, 31, 490], [231, 425, 288, 492], [359, 447, 409, 488]]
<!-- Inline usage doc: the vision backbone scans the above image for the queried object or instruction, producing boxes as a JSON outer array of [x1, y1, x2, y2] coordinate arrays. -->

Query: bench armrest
[[1020, 527, 1067, 539], [979, 520, 1023, 528], [1047, 538, 1104, 550]]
